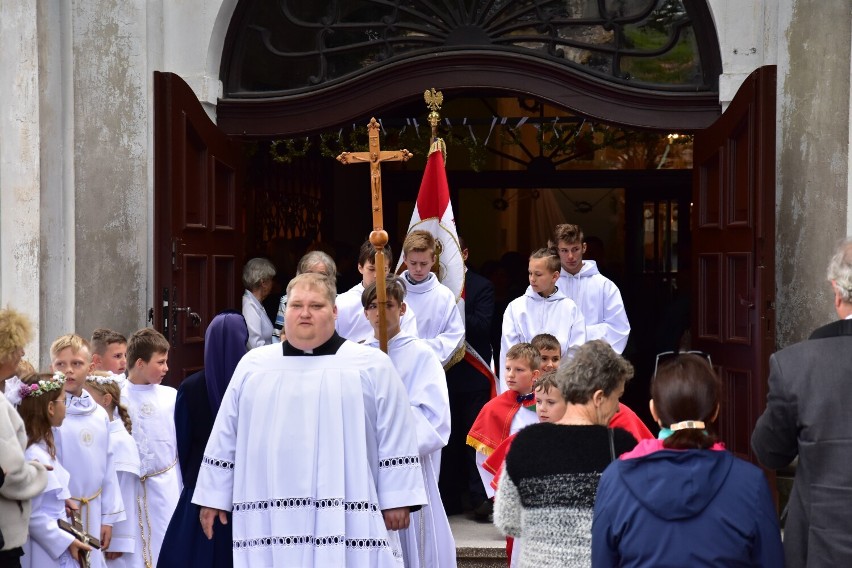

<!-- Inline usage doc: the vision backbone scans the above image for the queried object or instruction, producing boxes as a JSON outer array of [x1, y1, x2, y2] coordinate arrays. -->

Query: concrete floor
[[449, 513, 507, 567]]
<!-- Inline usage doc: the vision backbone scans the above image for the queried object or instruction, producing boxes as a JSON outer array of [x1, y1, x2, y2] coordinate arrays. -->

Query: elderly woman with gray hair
[[273, 251, 337, 341], [493, 339, 637, 568], [241, 257, 277, 348]]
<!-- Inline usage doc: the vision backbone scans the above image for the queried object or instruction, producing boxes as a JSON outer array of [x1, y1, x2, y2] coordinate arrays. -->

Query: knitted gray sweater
[[493, 423, 636, 568]]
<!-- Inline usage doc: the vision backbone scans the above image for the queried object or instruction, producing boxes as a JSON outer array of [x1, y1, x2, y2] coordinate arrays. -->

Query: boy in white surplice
[[362, 277, 456, 568], [193, 273, 427, 568], [51, 334, 124, 568], [121, 328, 181, 568]]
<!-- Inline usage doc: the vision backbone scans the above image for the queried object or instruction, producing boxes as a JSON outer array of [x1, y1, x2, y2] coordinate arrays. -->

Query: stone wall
[[775, 0, 852, 345]]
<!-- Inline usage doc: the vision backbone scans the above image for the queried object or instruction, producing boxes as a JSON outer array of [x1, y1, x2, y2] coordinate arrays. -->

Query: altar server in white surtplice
[[362, 277, 456, 568], [553, 223, 630, 353], [336, 239, 419, 343], [121, 328, 182, 568], [193, 272, 427, 568], [51, 335, 124, 568], [400, 230, 464, 366], [499, 248, 586, 393]]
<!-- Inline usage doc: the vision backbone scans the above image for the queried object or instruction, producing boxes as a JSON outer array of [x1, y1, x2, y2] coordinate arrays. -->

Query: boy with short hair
[[401, 230, 464, 366], [121, 328, 181, 568], [531, 333, 651, 442], [531, 333, 561, 373], [467, 343, 541, 505], [336, 239, 419, 343], [91, 328, 128, 375], [51, 333, 124, 568], [553, 223, 630, 353], [361, 276, 455, 568], [484, 370, 567, 563]]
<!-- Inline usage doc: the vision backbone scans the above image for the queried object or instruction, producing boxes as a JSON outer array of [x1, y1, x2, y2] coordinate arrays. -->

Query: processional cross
[[337, 117, 413, 352]]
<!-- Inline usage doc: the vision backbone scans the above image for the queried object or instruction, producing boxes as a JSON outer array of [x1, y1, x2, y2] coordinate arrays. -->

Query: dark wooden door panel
[[154, 72, 244, 387], [692, 66, 776, 463]]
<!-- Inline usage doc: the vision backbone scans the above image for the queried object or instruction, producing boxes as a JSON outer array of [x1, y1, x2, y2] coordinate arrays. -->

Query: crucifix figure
[[337, 117, 413, 352]]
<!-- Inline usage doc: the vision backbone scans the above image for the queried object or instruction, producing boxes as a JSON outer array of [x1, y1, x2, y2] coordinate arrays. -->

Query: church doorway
[[153, 0, 775, 462]]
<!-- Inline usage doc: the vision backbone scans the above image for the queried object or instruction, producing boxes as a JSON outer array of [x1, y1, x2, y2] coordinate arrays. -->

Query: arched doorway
[[154, 1, 775, 462]]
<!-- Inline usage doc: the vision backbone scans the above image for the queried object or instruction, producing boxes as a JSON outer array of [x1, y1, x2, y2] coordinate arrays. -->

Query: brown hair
[[402, 230, 436, 257], [127, 328, 169, 367], [652, 354, 721, 450], [361, 276, 407, 308], [559, 340, 633, 404], [529, 247, 561, 273], [531, 333, 560, 353], [85, 371, 133, 435], [358, 239, 393, 267], [17, 373, 64, 458], [505, 343, 541, 371], [0, 308, 32, 367], [534, 370, 561, 395], [91, 328, 127, 357], [49, 333, 91, 360], [553, 223, 585, 246]]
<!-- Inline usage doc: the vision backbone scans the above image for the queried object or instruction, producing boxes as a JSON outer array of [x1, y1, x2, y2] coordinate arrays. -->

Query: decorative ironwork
[[225, 0, 716, 97]]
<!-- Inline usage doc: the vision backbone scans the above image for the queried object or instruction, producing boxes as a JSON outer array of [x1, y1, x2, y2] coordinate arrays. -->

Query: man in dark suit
[[439, 238, 496, 518], [752, 237, 852, 567]]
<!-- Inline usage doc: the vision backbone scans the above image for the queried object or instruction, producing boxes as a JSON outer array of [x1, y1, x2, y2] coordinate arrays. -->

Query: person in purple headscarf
[[159, 311, 248, 568]]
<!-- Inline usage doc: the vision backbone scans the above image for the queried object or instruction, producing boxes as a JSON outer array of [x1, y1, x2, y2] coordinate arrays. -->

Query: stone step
[[449, 513, 507, 568]]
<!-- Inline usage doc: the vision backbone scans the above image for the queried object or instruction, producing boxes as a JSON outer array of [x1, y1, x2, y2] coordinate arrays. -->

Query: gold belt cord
[[70, 487, 103, 534], [136, 459, 177, 568]]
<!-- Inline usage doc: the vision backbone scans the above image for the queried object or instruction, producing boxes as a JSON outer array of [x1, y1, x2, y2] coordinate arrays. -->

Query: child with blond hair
[[499, 248, 586, 393], [17, 372, 92, 567], [468, 343, 542, 508], [85, 372, 140, 568], [51, 334, 123, 568]]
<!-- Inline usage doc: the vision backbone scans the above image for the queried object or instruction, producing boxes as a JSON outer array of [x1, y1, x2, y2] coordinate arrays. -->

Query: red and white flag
[[398, 143, 465, 303], [400, 142, 497, 391]]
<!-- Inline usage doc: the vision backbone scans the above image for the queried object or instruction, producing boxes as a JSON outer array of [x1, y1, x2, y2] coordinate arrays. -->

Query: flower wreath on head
[[8, 372, 66, 406], [85, 372, 126, 387]]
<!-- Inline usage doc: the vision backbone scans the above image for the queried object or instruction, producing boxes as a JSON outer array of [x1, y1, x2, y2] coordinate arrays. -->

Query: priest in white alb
[[363, 277, 456, 567], [193, 273, 428, 567]]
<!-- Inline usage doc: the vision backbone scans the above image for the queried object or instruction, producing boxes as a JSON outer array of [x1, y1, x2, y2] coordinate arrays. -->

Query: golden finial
[[424, 88, 443, 140]]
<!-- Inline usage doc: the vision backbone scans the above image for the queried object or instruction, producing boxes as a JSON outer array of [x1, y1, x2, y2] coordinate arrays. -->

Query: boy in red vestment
[[467, 343, 541, 515]]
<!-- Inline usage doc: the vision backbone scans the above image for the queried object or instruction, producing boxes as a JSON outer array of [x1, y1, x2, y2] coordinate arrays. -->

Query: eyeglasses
[[653, 350, 713, 377]]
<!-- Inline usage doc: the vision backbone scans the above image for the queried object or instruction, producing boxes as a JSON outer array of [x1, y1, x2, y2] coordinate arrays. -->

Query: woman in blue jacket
[[591, 353, 783, 567]]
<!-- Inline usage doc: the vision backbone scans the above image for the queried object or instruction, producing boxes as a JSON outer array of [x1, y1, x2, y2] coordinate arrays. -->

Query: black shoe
[[473, 499, 493, 522]]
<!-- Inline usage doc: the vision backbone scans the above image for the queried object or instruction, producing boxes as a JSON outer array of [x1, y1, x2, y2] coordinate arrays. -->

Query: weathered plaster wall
[[0, 0, 42, 361], [707, 0, 778, 108], [71, 0, 150, 343], [776, 0, 851, 346]]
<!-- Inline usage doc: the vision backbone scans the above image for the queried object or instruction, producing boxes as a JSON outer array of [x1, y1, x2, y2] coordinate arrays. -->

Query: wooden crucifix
[[337, 117, 412, 352]]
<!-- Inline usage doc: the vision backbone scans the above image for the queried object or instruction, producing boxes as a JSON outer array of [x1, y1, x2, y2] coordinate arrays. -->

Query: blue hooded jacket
[[592, 443, 783, 567]]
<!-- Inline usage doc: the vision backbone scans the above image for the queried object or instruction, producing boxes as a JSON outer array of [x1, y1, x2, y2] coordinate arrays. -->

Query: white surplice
[[192, 338, 428, 568], [499, 286, 587, 393], [557, 261, 630, 353], [400, 272, 464, 366], [366, 333, 456, 568], [105, 418, 141, 568], [22, 442, 75, 568], [121, 382, 182, 568], [55, 393, 124, 568], [335, 282, 420, 343]]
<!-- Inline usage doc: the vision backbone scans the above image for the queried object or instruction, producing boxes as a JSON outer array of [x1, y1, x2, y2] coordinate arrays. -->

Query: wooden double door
[[153, 67, 776, 462]]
